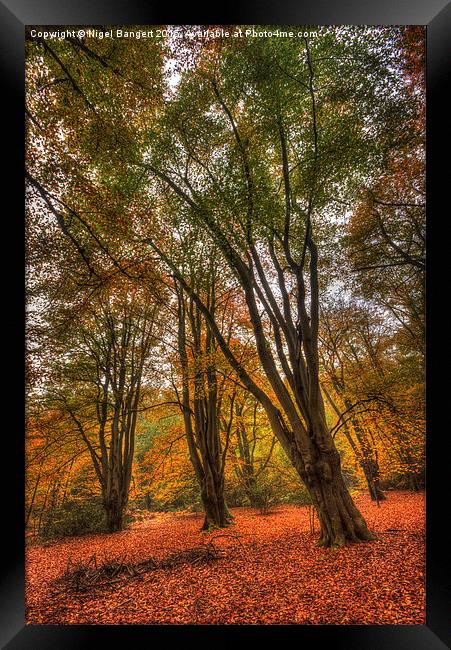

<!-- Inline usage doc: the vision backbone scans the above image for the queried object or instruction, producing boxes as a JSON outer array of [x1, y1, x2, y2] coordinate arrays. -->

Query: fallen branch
[[54, 542, 229, 593]]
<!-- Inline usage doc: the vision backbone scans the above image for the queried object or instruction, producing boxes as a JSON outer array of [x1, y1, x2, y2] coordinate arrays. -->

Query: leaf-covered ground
[[25, 491, 425, 625]]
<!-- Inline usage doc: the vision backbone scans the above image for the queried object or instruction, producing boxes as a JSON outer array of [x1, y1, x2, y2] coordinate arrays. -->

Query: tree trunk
[[322, 386, 385, 502], [294, 446, 376, 547], [346, 406, 386, 502], [234, 402, 262, 507], [408, 473, 420, 492], [104, 497, 124, 532], [175, 279, 231, 531], [200, 476, 228, 530], [243, 475, 261, 508], [361, 459, 386, 502]]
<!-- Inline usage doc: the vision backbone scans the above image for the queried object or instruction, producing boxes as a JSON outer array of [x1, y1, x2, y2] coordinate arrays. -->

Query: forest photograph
[[25, 24, 425, 625]]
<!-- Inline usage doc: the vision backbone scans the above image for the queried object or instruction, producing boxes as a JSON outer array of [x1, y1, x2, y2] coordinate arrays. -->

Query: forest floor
[[25, 491, 425, 625]]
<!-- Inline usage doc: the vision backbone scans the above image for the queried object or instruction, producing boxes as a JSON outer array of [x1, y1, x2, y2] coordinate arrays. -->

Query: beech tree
[[346, 27, 425, 358], [174, 271, 233, 529], [142, 29, 417, 546], [319, 303, 389, 501], [42, 283, 161, 531], [230, 391, 278, 509]]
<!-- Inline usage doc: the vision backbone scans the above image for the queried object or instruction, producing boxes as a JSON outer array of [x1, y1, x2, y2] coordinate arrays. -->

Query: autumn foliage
[[26, 492, 424, 624], [25, 25, 425, 625]]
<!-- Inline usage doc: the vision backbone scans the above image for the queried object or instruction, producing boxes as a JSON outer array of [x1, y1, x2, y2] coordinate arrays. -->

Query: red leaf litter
[[25, 491, 425, 625]]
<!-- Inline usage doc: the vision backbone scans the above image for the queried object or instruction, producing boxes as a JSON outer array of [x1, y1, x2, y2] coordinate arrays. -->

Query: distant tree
[[229, 392, 278, 508]]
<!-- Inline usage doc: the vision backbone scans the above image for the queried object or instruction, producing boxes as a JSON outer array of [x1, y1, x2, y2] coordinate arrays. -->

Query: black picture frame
[[2, 0, 449, 647]]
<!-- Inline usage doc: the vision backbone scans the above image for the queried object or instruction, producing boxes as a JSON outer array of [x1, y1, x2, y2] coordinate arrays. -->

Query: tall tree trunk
[[26, 467, 42, 528], [169, 266, 376, 546], [104, 500, 124, 532], [289, 438, 375, 547], [175, 280, 230, 530], [103, 486, 125, 532], [103, 464, 130, 532], [234, 402, 260, 507], [200, 471, 228, 529], [239, 466, 260, 508], [37, 480, 52, 534]]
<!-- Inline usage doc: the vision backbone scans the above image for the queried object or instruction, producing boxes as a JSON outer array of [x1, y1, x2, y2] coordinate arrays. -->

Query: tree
[[42, 282, 160, 531], [319, 302, 389, 501], [174, 270, 233, 529], [346, 159, 425, 357], [319, 297, 424, 496], [142, 29, 416, 546], [229, 390, 278, 508], [346, 27, 425, 358]]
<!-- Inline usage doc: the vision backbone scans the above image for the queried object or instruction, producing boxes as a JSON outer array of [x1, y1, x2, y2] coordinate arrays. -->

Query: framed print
[[1, 0, 450, 647]]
